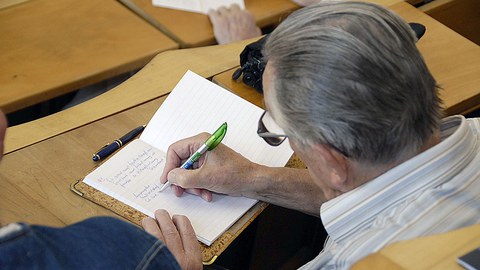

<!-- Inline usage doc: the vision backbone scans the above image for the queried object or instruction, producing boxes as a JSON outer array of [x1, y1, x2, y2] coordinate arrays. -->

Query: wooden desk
[[214, 2, 480, 116], [0, 68, 268, 263], [395, 2, 480, 115], [2, 41, 272, 262], [419, 0, 480, 45], [120, 0, 300, 48], [4, 38, 257, 155], [0, 0, 27, 9], [352, 224, 480, 269], [0, 0, 178, 114]]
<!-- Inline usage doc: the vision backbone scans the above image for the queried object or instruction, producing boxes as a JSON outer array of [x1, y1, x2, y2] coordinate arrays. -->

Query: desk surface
[[0, 0, 28, 9], [0, 0, 178, 113], [0, 96, 163, 226], [393, 2, 480, 115], [352, 224, 480, 269], [1, 39, 258, 224], [125, 0, 300, 48], [4, 39, 255, 155], [214, 2, 480, 116], [0, 68, 267, 262]]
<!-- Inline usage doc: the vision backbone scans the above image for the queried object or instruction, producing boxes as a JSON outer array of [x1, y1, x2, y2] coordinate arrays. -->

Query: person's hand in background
[[208, 4, 262, 44]]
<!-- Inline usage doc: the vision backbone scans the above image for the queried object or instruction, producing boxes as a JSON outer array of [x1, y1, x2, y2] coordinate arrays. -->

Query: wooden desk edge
[[0, 0, 28, 10], [0, 0, 180, 113], [5, 38, 259, 154], [352, 224, 480, 269]]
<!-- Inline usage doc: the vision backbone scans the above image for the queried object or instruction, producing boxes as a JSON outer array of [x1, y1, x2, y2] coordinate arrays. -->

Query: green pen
[[159, 122, 227, 192]]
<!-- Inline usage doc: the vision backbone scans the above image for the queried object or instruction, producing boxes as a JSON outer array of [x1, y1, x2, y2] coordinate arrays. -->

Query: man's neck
[[347, 130, 442, 191]]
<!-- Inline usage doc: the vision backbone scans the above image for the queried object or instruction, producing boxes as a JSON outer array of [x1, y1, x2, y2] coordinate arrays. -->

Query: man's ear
[[313, 143, 349, 192]]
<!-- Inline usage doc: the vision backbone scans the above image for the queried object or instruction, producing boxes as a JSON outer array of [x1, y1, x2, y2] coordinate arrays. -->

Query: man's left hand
[[142, 209, 202, 270], [208, 4, 262, 44]]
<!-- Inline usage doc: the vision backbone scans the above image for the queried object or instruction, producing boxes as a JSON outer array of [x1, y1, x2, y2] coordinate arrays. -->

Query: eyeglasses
[[257, 110, 288, 146], [257, 111, 350, 156]]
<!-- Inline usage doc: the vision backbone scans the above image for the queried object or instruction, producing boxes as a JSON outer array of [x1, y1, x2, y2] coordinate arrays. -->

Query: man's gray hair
[[263, 1, 442, 164]]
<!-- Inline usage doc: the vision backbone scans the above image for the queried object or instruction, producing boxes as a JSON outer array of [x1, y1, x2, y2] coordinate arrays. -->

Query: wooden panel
[[419, 0, 480, 45], [352, 224, 480, 269], [0, 68, 269, 259], [404, 0, 425, 6], [0, 0, 178, 113], [0, 0, 28, 10], [0, 97, 165, 227], [391, 2, 480, 115], [4, 38, 259, 154]]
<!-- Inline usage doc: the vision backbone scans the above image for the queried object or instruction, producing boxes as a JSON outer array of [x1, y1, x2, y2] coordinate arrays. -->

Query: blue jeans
[[0, 216, 181, 269]]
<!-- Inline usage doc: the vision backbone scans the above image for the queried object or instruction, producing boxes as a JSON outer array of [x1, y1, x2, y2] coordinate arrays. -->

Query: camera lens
[[243, 72, 255, 87]]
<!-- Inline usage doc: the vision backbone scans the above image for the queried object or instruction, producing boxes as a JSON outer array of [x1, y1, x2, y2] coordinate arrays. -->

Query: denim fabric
[[0, 216, 181, 270]]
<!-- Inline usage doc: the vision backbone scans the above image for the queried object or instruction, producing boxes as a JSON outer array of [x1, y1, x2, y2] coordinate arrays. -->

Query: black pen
[[92, 125, 146, 162]]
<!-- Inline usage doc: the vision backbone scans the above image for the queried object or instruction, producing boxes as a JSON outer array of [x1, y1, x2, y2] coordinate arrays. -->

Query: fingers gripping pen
[[159, 122, 227, 192]]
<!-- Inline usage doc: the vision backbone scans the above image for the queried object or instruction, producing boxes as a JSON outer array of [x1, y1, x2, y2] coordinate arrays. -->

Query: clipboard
[[71, 153, 306, 264]]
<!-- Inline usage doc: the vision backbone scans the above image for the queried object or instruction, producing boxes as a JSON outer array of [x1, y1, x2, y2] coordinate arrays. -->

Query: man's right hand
[[160, 133, 263, 201]]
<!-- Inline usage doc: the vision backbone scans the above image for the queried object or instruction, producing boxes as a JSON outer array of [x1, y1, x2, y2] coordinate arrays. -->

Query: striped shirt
[[300, 115, 480, 270]]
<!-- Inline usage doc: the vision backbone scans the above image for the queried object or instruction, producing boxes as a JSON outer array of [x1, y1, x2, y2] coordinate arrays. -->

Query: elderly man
[[2, 2, 479, 270], [145, 1, 480, 269]]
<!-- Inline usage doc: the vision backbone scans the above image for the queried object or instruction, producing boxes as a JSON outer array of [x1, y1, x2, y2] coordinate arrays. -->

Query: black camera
[[232, 56, 265, 92], [232, 36, 267, 93]]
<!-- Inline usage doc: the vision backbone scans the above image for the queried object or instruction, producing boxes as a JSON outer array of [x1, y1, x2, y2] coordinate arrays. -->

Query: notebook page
[[83, 139, 258, 246], [141, 70, 293, 168], [151, 0, 202, 13]]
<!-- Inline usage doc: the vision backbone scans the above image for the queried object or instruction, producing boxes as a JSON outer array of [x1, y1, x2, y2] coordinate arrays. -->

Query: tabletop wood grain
[[0, 0, 178, 113]]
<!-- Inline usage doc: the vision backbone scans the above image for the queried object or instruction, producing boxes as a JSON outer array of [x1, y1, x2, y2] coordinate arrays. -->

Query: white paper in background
[[152, 0, 245, 14], [84, 70, 293, 246]]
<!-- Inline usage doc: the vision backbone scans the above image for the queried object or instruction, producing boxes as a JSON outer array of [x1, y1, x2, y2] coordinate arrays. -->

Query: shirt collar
[[320, 115, 478, 242]]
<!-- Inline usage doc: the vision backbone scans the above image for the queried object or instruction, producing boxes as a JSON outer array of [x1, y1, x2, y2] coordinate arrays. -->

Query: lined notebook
[[152, 0, 245, 14], [83, 70, 293, 245]]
